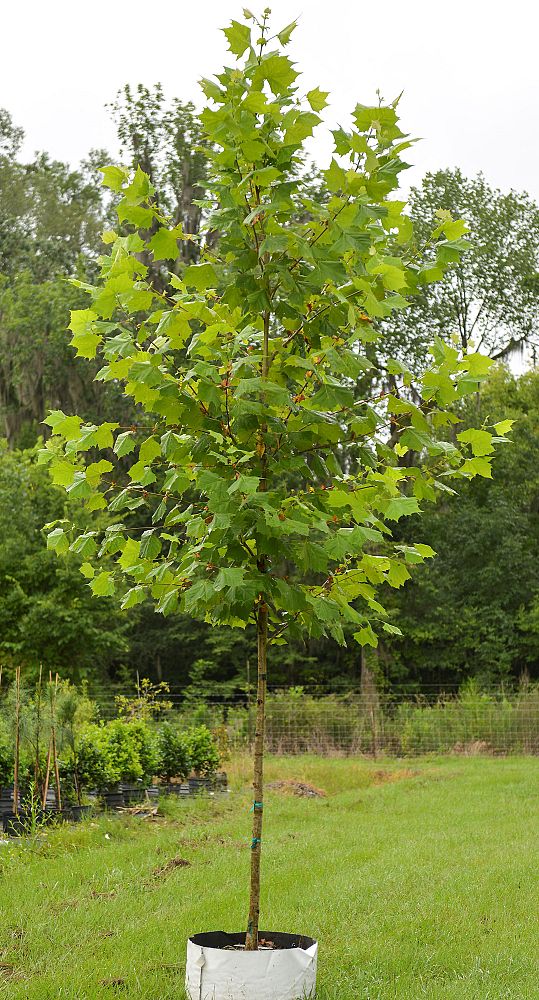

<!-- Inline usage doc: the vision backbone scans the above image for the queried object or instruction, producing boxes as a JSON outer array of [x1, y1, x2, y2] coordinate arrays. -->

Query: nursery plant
[[41, 5, 510, 981], [185, 724, 221, 777], [155, 722, 191, 782]]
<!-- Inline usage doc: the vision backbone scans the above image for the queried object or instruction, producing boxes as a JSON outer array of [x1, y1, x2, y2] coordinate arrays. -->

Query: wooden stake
[[34, 664, 43, 791]]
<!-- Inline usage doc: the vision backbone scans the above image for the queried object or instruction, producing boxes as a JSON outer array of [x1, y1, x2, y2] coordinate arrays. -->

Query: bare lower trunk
[[245, 602, 268, 950], [13, 666, 20, 816]]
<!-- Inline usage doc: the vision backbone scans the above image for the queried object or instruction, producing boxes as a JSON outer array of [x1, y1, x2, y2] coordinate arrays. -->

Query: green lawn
[[1, 755, 538, 999]]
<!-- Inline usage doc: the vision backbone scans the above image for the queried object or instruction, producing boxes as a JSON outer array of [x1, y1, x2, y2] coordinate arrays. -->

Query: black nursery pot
[[118, 782, 146, 805], [102, 787, 124, 810], [66, 804, 94, 822], [2, 809, 68, 836]]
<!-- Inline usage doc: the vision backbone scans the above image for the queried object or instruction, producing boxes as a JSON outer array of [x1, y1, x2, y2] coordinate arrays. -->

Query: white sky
[[2, 0, 538, 200]]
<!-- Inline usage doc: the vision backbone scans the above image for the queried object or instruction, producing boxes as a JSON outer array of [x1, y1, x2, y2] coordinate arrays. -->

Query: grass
[[0, 754, 538, 998]]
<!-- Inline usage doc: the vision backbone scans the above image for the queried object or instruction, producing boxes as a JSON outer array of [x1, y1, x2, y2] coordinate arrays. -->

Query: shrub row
[[0, 720, 221, 802]]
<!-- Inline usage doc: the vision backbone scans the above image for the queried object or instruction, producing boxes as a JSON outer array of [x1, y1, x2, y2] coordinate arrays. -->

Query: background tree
[[383, 169, 539, 364], [109, 84, 209, 264], [383, 366, 539, 690], [0, 444, 128, 680]]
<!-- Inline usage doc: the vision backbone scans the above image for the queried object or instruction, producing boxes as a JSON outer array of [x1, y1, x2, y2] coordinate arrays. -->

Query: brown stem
[[13, 666, 20, 816], [52, 674, 62, 811], [246, 601, 268, 950]]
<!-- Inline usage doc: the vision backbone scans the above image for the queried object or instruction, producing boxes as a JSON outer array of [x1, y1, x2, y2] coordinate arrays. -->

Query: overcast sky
[[2, 0, 538, 200]]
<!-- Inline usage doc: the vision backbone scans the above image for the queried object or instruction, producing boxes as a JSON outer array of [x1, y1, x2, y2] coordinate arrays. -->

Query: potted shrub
[[43, 11, 509, 997], [101, 720, 146, 806], [185, 725, 222, 793], [75, 724, 115, 804], [155, 722, 191, 792]]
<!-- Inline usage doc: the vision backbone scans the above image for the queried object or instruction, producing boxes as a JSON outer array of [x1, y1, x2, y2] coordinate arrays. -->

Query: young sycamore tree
[[41, 11, 510, 949]]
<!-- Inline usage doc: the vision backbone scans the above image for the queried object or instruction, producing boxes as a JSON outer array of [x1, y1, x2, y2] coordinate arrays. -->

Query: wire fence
[[91, 686, 539, 757]]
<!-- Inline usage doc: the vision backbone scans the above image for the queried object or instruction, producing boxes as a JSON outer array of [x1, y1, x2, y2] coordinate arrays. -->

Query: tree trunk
[[245, 601, 268, 950]]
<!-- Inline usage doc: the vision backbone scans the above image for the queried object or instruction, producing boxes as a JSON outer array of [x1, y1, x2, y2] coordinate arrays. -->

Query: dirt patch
[[371, 768, 421, 785], [152, 856, 191, 879], [267, 780, 326, 798]]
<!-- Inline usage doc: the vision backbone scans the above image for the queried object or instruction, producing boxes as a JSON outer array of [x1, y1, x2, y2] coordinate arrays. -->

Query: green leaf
[[47, 527, 69, 555], [353, 625, 378, 648], [43, 411, 82, 440], [90, 572, 116, 597], [277, 20, 297, 45], [100, 164, 129, 192], [49, 459, 76, 488], [461, 353, 494, 377], [223, 19, 251, 56], [114, 431, 136, 458], [139, 437, 162, 464], [306, 87, 329, 112], [460, 457, 492, 479], [183, 263, 219, 290], [257, 54, 299, 95], [140, 530, 162, 560], [121, 587, 146, 610], [384, 496, 420, 521], [250, 166, 282, 187], [71, 330, 102, 359], [494, 419, 514, 436], [457, 429, 494, 457], [148, 227, 181, 261]]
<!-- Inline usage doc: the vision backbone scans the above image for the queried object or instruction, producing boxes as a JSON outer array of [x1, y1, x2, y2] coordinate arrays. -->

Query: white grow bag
[[185, 930, 318, 1000]]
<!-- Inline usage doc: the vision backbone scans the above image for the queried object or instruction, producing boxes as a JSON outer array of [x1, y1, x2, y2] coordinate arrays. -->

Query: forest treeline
[[0, 88, 538, 694]]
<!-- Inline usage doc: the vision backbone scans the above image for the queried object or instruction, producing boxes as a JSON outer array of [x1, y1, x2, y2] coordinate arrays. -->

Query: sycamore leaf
[[49, 459, 76, 488], [384, 496, 420, 521], [71, 331, 102, 359], [223, 19, 251, 56], [140, 530, 162, 560], [121, 587, 146, 610], [460, 457, 492, 479], [457, 428, 494, 456], [149, 227, 181, 261], [277, 20, 297, 45], [183, 262, 219, 290], [90, 572, 115, 597], [114, 431, 136, 458], [44, 411, 82, 440], [387, 562, 412, 588], [100, 164, 129, 192], [494, 419, 514, 436], [47, 527, 69, 555], [306, 87, 329, 112], [258, 54, 299, 95], [353, 625, 378, 648], [460, 353, 493, 377], [250, 166, 282, 187], [214, 567, 245, 598]]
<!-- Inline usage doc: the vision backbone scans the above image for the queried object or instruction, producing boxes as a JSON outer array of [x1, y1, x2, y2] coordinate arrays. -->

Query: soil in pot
[[185, 930, 317, 1000]]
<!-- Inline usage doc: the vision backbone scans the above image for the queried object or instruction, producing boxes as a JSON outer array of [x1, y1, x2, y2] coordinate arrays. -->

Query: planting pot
[[2, 808, 68, 836], [67, 804, 94, 822], [102, 787, 124, 810], [0, 785, 19, 814], [185, 931, 317, 1000], [118, 782, 146, 806]]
